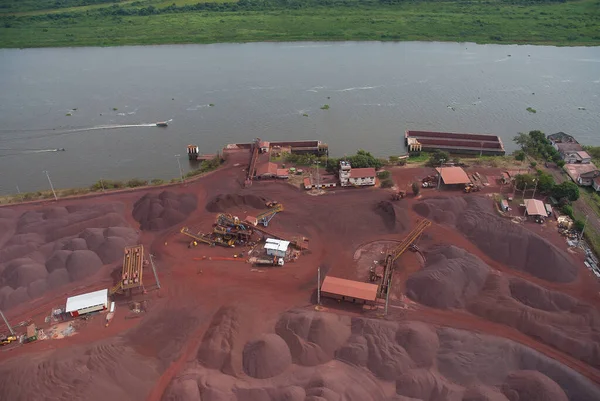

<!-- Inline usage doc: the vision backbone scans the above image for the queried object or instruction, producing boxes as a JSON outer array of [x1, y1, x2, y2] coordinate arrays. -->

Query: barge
[[405, 130, 505, 156], [225, 140, 328, 156]]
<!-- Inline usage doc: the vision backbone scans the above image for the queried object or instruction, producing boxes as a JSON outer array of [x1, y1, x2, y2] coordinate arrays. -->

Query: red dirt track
[[0, 153, 599, 401]]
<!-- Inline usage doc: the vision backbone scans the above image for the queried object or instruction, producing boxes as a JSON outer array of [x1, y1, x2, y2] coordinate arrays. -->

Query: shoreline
[[1, 1, 598, 48]]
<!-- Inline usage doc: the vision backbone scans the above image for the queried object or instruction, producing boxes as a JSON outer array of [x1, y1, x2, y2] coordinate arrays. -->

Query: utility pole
[[0, 309, 15, 336], [317, 266, 321, 305], [522, 182, 529, 217], [531, 178, 538, 200], [16, 185, 23, 201], [480, 141, 484, 157], [315, 160, 320, 189], [437, 159, 445, 190], [149, 254, 161, 289], [100, 179, 105, 192], [578, 215, 589, 247], [43, 170, 57, 201], [175, 154, 184, 184]]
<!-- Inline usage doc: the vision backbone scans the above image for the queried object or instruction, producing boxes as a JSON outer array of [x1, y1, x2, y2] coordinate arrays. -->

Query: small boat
[[156, 121, 168, 127]]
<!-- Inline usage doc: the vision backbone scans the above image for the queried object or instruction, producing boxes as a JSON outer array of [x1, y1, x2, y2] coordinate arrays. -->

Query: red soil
[[0, 157, 599, 401]]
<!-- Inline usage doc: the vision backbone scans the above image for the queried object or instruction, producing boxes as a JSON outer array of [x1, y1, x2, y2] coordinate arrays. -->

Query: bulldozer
[[0, 334, 17, 346], [265, 200, 279, 208], [464, 183, 481, 193], [391, 190, 407, 201]]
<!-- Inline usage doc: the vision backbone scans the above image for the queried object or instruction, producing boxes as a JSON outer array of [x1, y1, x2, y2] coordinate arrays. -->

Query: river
[[0, 41, 599, 195]]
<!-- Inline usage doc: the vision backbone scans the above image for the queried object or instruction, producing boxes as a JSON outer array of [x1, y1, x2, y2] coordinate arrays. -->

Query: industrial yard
[[0, 140, 599, 401]]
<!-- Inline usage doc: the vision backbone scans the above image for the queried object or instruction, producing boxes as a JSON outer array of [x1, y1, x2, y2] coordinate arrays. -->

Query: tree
[[561, 205, 574, 219], [377, 170, 391, 179], [427, 150, 450, 167], [552, 181, 580, 201], [381, 178, 394, 188], [513, 132, 534, 153], [530, 161, 537, 168], [514, 174, 536, 191], [574, 219, 586, 232], [537, 173, 555, 194], [514, 150, 526, 161], [347, 150, 383, 169], [412, 182, 420, 196]]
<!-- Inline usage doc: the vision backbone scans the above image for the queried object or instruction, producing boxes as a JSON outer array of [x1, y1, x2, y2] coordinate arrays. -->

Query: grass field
[[0, 0, 599, 48]]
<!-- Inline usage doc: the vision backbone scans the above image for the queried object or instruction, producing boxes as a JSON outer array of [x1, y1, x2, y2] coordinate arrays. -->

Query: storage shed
[[525, 199, 547, 217], [65, 289, 109, 317], [264, 238, 290, 258], [320, 276, 378, 305], [435, 166, 471, 185]]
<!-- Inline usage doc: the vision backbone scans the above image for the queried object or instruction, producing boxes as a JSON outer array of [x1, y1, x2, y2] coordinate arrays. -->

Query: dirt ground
[[0, 153, 599, 401]]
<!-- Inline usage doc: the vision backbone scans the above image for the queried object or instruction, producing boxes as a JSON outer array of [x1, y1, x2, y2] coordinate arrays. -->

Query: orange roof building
[[435, 166, 471, 185], [320, 276, 378, 304], [256, 162, 278, 177]]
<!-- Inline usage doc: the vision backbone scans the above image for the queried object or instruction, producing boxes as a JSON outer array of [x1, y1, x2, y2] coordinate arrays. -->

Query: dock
[[405, 130, 505, 156]]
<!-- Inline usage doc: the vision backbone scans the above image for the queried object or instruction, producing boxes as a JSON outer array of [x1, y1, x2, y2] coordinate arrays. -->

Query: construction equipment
[[421, 175, 436, 188], [0, 309, 17, 346], [110, 245, 144, 295], [391, 190, 407, 201], [254, 203, 284, 227], [248, 256, 285, 266], [464, 183, 481, 193], [265, 200, 279, 208], [216, 213, 250, 230], [181, 227, 217, 246], [374, 219, 431, 298]]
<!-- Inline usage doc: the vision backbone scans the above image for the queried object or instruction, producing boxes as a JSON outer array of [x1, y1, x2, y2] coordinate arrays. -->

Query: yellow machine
[[0, 335, 17, 346], [374, 219, 431, 298], [110, 245, 144, 295]]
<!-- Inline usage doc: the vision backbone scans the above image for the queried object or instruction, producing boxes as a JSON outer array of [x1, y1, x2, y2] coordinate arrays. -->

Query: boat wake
[[1, 121, 169, 143], [0, 148, 66, 158], [66, 123, 157, 133]]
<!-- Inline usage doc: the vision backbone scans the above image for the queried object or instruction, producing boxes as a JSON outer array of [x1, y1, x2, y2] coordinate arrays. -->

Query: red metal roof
[[435, 167, 471, 185], [350, 168, 376, 179], [303, 177, 312, 187], [525, 199, 547, 216], [256, 162, 278, 176], [276, 169, 289, 177], [320, 276, 378, 301]]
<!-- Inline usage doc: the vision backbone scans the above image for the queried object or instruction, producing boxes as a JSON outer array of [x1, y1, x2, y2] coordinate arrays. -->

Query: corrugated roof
[[349, 168, 376, 178], [577, 151, 591, 159], [564, 163, 598, 181], [525, 199, 547, 216], [557, 143, 583, 152], [256, 162, 278, 176], [435, 166, 471, 185], [264, 238, 290, 252], [303, 177, 312, 187], [276, 169, 289, 177], [65, 289, 108, 313], [321, 276, 378, 302]]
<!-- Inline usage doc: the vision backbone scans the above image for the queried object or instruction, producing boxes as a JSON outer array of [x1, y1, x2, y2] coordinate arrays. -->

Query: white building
[[264, 238, 290, 258], [338, 161, 376, 187], [65, 289, 109, 317]]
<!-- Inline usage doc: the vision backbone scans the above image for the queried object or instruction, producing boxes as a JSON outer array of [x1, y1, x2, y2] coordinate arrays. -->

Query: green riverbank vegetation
[[1, 0, 599, 48], [0, 155, 223, 205]]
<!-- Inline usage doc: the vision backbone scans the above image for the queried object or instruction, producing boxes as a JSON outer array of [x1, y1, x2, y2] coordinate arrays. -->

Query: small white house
[[264, 238, 290, 258], [65, 288, 109, 317], [338, 161, 376, 187]]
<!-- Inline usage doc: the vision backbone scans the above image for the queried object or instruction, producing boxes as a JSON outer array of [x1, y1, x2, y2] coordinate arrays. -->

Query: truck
[[248, 256, 285, 266]]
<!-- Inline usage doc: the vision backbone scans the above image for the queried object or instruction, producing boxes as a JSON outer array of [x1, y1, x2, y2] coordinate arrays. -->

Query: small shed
[[525, 199, 547, 217], [264, 238, 290, 258], [500, 199, 509, 212], [435, 167, 471, 185], [65, 289, 109, 317], [320, 276, 378, 305], [259, 141, 270, 153], [276, 169, 289, 179]]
